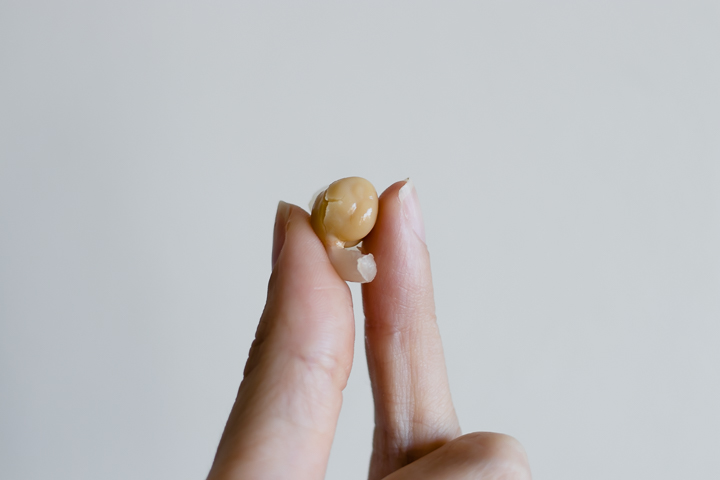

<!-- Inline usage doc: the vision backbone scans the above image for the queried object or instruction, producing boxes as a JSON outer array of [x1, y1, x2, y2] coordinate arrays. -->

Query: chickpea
[[310, 177, 378, 283]]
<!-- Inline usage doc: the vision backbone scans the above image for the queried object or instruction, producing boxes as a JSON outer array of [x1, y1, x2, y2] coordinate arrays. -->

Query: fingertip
[[270, 202, 354, 315], [398, 179, 426, 244], [362, 178, 430, 290], [380, 179, 408, 200], [271, 202, 317, 269]]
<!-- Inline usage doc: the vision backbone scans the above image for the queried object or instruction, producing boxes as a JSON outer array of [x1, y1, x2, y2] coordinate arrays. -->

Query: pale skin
[[207, 180, 532, 480]]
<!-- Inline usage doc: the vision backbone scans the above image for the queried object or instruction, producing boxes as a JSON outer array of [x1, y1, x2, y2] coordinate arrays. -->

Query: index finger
[[208, 203, 355, 480], [361, 179, 461, 480]]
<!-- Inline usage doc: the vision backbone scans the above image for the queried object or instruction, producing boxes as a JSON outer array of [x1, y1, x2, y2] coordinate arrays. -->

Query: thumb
[[208, 202, 355, 480]]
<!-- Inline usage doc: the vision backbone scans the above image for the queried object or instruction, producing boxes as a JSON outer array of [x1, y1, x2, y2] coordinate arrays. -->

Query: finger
[[361, 180, 461, 479], [207, 202, 355, 480], [384, 433, 532, 480]]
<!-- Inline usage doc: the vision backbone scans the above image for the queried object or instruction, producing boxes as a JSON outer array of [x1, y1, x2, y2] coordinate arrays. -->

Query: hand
[[206, 180, 532, 479]]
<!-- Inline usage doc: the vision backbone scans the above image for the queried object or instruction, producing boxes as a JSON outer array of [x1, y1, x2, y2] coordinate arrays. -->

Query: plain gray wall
[[1, 2, 719, 479]]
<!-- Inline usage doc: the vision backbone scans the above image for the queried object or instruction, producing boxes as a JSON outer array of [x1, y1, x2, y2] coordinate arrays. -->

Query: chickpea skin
[[310, 177, 378, 283]]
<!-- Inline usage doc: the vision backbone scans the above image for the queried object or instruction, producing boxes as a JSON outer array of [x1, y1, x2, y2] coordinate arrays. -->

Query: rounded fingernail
[[398, 178, 426, 244], [272, 201, 291, 267]]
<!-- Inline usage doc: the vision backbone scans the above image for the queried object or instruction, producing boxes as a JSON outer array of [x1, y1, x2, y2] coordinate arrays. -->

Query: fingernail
[[272, 201, 291, 267], [398, 178, 426, 244]]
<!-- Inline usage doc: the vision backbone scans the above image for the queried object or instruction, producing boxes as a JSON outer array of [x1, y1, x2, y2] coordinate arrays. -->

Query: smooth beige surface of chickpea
[[310, 177, 378, 282], [310, 177, 378, 248]]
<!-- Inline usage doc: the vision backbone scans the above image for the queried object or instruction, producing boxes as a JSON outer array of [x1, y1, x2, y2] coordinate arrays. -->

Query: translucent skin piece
[[310, 177, 378, 283], [327, 247, 377, 283]]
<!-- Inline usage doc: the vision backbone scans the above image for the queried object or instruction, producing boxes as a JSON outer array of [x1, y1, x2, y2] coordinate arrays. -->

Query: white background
[[1, 2, 719, 479]]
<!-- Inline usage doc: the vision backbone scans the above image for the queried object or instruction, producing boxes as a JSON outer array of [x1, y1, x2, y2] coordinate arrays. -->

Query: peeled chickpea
[[311, 177, 378, 247], [310, 177, 378, 283]]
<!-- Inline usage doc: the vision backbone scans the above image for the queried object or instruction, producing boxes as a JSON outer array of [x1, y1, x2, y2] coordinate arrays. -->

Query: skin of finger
[[207, 205, 355, 480], [383, 432, 532, 480], [361, 181, 461, 480]]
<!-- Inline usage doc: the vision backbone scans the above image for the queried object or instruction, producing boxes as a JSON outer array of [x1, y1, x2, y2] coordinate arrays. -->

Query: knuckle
[[292, 346, 349, 391], [455, 432, 532, 479]]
